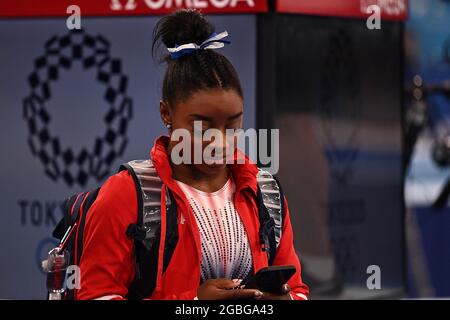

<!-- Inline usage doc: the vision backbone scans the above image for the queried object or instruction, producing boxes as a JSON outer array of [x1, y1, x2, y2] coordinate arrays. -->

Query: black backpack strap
[[52, 191, 89, 242], [256, 169, 285, 266], [120, 159, 178, 300], [52, 193, 78, 240], [50, 188, 100, 300], [70, 189, 100, 300]]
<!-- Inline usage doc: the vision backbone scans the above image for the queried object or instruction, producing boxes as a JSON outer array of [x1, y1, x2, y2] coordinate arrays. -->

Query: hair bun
[[152, 9, 215, 59]]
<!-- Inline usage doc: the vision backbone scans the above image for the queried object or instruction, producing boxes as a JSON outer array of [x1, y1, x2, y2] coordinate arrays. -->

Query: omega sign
[[110, 0, 256, 10], [360, 0, 407, 16]]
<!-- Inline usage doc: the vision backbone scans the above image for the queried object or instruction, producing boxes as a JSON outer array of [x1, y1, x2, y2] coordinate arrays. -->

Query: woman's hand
[[253, 284, 293, 300], [197, 279, 263, 300]]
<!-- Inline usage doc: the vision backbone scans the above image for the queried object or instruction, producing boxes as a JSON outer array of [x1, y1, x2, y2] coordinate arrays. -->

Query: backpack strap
[[51, 188, 100, 300], [52, 193, 80, 241], [119, 159, 178, 300], [256, 169, 285, 266], [121, 160, 162, 251], [163, 188, 179, 272]]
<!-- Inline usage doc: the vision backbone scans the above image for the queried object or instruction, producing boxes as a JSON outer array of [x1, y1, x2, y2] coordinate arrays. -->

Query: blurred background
[[0, 0, 449, 299]]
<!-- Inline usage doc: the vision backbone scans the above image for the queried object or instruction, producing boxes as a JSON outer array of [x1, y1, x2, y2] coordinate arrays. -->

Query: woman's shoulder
[[87, 169, 138, 222], [100, 169, 136, 198]]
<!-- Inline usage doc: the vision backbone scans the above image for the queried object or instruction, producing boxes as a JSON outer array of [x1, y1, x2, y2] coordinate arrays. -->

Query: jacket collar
[[150, 135, 259, 195]]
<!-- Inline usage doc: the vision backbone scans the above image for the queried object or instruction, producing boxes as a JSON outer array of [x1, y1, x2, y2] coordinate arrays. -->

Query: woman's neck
[[171, 163, 231, 193]]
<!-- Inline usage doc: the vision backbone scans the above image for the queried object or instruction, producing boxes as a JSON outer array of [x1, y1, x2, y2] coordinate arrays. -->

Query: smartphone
[[240, 265, 296, 294]]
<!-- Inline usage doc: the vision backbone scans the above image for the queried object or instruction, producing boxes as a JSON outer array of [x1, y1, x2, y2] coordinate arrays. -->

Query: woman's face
[[162, 88, 244, 176]]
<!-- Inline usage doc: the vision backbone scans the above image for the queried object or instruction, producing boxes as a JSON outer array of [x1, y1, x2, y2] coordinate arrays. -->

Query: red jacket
[[77, 136, 309, 300]]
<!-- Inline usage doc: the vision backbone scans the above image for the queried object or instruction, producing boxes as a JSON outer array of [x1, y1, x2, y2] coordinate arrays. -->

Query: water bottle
[[45, 248, 69, 300]]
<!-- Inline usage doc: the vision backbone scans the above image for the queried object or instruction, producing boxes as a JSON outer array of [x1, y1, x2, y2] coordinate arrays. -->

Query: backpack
[[50, 159, 286, 300]]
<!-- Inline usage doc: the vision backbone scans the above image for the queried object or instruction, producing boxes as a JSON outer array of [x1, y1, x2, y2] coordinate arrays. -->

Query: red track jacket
[[77, 136, 309, 300]]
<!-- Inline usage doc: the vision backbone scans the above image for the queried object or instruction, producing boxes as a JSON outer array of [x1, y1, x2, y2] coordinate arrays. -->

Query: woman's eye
[[192, 126, 207, 135], [225, 126, 242, 132]]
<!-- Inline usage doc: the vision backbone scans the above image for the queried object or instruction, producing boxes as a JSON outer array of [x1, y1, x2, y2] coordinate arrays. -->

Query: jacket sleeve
[[272, 196, 309, 300], [77, 170, 137, 300]]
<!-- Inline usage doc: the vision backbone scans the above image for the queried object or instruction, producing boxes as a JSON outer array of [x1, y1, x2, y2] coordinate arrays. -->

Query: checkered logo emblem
[[23, 29, 133, 187]]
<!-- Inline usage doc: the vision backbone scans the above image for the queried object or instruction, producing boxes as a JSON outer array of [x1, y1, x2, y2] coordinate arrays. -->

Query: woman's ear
[[159, 100, 172, 128]]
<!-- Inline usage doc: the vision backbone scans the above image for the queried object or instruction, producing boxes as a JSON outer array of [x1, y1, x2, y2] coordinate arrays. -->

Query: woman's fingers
[[198, 279, 293, 300], [214, 279, 263, 300], [282, 283, 291, 294], [257, 284, 291, 300], [214, 278, 242, 289], [219, 288, 263, 300]]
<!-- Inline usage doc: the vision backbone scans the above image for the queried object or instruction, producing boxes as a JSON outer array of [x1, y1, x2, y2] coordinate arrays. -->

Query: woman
[[77, 9, 308, 300]]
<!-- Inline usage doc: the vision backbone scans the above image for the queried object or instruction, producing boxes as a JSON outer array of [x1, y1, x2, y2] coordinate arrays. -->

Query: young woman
[[77, 9, 308, 300]]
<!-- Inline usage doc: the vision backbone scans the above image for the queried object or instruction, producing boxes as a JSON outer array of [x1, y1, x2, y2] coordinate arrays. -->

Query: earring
[[166, 124, 172, 129]]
